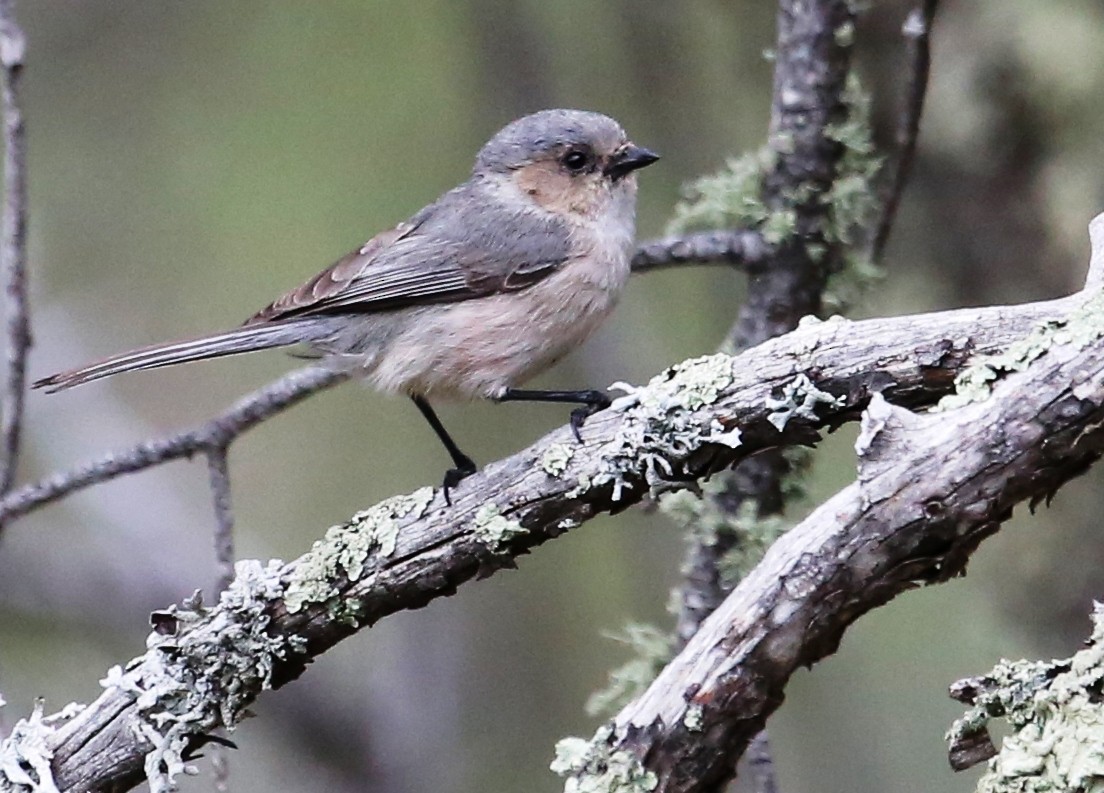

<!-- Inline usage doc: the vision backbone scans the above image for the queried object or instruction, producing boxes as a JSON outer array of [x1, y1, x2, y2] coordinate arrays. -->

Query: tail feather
[[34, 322, 316, 393]]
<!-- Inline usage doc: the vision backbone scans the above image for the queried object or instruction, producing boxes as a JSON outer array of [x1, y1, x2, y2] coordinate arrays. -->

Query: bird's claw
[[570, 392, 611, 442], [441, 457, 477, 506]]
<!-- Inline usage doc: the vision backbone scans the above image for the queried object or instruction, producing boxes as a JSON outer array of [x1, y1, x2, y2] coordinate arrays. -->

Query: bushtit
[[35, 109, 659, 498]]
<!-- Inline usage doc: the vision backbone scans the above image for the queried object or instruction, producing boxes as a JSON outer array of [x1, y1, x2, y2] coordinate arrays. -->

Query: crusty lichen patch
[[551, 725, 658, 793], [541, 444, 575, 477], [284, 487, 433, 614], [949, 602, 1104, 793], [472, 503, 526, 551], [941, 291, 1104, 411]]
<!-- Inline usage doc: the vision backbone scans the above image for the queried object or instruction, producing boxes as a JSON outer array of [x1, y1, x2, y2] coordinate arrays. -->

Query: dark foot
[[569, 392, 611, 442], [441, 455, 477, 506], [495, 388, 611, 442]]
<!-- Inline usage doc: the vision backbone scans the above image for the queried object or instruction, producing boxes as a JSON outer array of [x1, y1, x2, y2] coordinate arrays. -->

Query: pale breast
[[365, 216, 635, 400]]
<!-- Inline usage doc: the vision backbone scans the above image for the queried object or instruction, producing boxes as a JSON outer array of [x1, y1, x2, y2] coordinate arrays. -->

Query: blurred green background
[[3, 1, 1104, 791]]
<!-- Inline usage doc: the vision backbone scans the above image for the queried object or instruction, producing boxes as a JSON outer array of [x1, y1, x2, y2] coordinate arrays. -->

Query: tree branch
[[0, 0, 27, 499], [547, 217, 1104, 793], [629, 230, 772, 274], [675, 0, 859, 645]]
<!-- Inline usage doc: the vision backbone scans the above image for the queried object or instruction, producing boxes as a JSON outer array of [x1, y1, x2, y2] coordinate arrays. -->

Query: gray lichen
[[551, 726, 658, 793], [594, 354, 740, 501], [765, 373, 843, 431], [949, 602, 1104, 793], [94, 559, 304, 793], [284, 487, 433, 614], [472, 503, 526, 551]]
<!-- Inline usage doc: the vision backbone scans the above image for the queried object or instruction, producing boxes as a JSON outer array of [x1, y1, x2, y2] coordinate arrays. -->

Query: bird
[[34, 109, 659, 500]]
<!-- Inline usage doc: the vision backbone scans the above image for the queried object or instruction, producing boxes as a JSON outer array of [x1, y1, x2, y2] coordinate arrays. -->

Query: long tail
[[33, 321, 320, 393]]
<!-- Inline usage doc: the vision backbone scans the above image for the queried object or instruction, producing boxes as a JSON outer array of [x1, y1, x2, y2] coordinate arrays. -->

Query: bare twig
[[0, 365, 350, 524], [0, 0, 27, 499], [206, 447, 235, 595], [208, 447, 234, 791], [205, 446, 235, 792], [630, 230, 772, 274], [870, 0, 939, 263]]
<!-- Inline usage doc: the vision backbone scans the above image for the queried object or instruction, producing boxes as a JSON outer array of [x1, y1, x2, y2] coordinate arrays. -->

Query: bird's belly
[[366, 257, 628, 400]]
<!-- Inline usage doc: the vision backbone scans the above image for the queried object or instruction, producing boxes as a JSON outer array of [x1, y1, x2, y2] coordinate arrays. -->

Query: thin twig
[[0, 0, 28, 499], [0, 365, 350, 524], [870, 0, 939, 263], [205, 445, 234, 792], [206, 447, 235, 594], [630, 229, 772, 274]]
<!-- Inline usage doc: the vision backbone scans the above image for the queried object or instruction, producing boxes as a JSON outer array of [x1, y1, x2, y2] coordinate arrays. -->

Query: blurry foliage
[[1, 1, 1104, 793]]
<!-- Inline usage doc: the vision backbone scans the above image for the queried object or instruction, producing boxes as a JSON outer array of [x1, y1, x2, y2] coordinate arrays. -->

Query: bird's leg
[[497, 388, 611, 442], [412, 396, 476, 504]]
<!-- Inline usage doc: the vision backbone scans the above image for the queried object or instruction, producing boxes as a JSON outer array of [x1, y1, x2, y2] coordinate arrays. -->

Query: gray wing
[[246, 183, 572, 325]]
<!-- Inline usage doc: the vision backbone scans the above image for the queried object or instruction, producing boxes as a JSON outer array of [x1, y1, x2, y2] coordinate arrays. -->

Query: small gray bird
[[35, 109, 659, 497]]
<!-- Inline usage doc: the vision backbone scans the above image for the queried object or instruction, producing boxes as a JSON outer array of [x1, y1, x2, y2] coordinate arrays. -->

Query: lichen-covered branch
[[0, 0, 28, 500], [0, 273, 1077, 791], [947, 603, 1104, 792]]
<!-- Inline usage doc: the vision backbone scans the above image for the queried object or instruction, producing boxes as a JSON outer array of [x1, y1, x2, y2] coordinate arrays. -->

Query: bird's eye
[[562, 149, 590, 172]]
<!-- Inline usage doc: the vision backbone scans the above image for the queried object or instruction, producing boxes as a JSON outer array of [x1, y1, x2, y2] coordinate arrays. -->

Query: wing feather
[[245, 183, 572, 325]]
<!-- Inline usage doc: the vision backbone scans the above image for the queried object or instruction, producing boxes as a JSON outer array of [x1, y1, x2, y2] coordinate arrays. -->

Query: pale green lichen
[[950, 602, 1104, 793], [0, 701, 59, 793], [585, 624, 674, 718], [765, 373, 844, 431], [666, 147, 776, 236], [284, 487, 433, 614], [551, 726, 658, 793], [941, 291, 1104, 411], [821, 72, 886, 312], [472, 503, 526, 551], [683, 703, 705, 732], [542, 444, 576, 477], [595, 354, 740, 500]]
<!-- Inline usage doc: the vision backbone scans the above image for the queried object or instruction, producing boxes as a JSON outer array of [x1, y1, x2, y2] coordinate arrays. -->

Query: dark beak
[[605, 144, 660, 180]]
